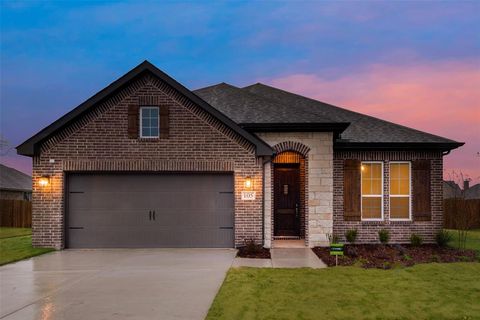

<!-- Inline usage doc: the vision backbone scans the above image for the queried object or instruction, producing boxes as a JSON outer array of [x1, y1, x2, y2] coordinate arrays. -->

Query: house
[[443, 181, 462, 199], [443, 180, 480, 199], [0, 164, 32, 201], [17, 61, 463, 249], [465, 183, 480, 200]]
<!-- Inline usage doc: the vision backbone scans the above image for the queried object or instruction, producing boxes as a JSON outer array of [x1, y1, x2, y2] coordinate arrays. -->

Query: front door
[[274, 165, 300, 237]]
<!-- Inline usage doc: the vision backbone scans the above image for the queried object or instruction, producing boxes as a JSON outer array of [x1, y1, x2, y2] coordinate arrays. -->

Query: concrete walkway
[[0, 249, 236, 320], [233, 248, 326, 269]]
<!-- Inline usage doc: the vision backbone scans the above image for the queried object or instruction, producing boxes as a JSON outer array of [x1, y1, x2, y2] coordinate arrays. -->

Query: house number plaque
[[241, 191, 256, 200]]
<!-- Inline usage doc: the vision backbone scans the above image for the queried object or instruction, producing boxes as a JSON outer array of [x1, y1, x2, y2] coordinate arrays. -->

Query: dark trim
[[17, 60, 274, 157], [241, 122, 350, 133], [334, 141, 464, 152]]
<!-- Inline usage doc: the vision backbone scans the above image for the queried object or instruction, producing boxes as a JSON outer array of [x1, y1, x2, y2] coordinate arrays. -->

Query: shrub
[[327, 233, 340, 244], [410, 233, 423, 247], [378, 229, 390, 244], [243, 238, 261, 255], [436, 230, 452, 247], [345, 229, 358, 243]]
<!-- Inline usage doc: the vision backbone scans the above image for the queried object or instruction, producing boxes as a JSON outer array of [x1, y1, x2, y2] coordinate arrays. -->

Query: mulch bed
[[237, 245, 271, 259], [312, 244, 478, 269]]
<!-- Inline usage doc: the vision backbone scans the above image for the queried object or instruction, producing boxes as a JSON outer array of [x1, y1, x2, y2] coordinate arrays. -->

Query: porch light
[[244, 176, 252, 189], [38, 176, 50, 187]]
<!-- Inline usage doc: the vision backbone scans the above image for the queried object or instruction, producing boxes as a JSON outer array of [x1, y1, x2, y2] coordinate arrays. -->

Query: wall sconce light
[[244, 176, 252, 189], [38, 176, 50, 187]]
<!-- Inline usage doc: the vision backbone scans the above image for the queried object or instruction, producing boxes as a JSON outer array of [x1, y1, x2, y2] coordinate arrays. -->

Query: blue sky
[[1, 1, 479, 181]]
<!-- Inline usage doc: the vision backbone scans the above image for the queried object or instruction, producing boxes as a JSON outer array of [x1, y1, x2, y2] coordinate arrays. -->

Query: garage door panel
[[67, 173, 234, 248]]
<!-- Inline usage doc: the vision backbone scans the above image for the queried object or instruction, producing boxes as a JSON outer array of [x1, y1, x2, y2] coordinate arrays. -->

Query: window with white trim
[[140, 106, 159, 138], [361, 162, 383, 220], [390, 162, 411, 220]]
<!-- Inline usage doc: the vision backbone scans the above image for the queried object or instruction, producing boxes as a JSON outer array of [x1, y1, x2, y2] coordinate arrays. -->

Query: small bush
[[243, 238, 261, 255], [378, 229, 390, 244], [327, 233, 340, 244], [410, 233, 423, 247], [345, 229, 358, 243], [436, 230, 452, 247]]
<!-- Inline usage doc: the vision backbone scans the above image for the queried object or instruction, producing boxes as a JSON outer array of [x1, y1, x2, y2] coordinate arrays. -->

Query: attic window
[[140, 106, 159, 138]]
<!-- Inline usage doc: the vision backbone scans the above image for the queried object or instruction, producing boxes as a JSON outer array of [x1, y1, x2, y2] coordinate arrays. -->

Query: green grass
[[447, 229, 480, 253], [0, 227, 32, 239], [207, 264, 480, 320], [0, 228, 54, 266]]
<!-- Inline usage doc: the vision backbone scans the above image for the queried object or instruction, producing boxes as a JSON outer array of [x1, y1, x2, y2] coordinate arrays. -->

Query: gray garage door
[[66, 173, 234, 248]]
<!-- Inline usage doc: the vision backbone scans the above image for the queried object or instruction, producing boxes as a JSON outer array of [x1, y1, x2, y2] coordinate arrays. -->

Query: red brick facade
[[333, 150, 443, 243], [32, 73, 263, 249]]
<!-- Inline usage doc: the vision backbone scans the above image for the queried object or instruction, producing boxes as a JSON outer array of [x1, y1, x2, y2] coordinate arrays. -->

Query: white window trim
[[139, 106, 160, 139], [389, 161, 412, 221], [361, 161, 384, 221]]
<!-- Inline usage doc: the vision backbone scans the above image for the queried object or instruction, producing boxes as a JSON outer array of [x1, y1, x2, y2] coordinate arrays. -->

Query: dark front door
[[274, 165, 300, 237]]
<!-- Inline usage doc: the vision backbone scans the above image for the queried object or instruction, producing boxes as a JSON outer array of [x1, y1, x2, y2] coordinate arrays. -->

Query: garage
[[66, 173, 234, 248]]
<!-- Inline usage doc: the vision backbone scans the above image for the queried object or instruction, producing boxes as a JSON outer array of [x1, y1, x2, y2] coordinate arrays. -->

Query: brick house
[[17, 61, 463, 249]]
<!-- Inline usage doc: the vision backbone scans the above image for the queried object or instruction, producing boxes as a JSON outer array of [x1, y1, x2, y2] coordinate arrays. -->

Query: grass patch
[[447, 229, 480, 253], [0, 227, 32, 239], [207, 264, 480, 320], [0, 233, 54, 266]]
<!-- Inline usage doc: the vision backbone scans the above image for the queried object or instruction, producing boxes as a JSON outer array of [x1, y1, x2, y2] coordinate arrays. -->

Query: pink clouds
[[265, 59, 480, 183]]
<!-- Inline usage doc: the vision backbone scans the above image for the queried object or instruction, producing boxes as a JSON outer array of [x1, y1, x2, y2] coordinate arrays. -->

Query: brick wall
[[32, 73, 263, 249], [333, 150, 443, 243]]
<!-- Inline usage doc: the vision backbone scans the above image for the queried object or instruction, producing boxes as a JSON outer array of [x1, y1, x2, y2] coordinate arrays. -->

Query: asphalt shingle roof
[[194, 83, 461, 145], [0, 164, 32, 192]]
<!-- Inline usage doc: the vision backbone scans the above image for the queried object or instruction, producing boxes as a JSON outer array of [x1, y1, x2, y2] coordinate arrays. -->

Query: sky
[[1, 1, 479, 183]]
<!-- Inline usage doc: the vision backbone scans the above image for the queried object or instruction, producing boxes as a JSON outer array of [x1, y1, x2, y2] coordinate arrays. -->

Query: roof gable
[[17, 61, 273, 157]]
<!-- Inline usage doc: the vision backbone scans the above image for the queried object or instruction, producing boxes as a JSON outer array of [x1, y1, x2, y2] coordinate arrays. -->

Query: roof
[[195, 83, 463, 151], [0, 164, 32, 192], [465, 184, 480, 200], [17, 61, 273, 157]]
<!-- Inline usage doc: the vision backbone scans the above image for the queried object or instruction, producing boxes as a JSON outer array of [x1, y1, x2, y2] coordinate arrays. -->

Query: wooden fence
[[444, 199, 480, 229], [0, 199, 32, 228]]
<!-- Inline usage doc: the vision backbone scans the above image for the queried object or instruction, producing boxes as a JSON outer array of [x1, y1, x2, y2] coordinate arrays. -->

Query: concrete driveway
[[0, 249, 236, 320]]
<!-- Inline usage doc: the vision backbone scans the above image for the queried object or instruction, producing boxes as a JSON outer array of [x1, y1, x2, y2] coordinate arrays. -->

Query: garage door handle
[[149, 211, 152, 220], [219, 226, 233, 229], [69, 227, 84, 230]]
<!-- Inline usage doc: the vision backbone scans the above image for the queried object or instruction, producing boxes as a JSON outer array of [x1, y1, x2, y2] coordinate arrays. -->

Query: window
[[140, 107, 159, 138], [390, 162, 411, 220], [361, 162, 383, 220]]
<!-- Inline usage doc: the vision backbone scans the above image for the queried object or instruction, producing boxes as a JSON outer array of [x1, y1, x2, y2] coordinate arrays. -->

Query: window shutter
[[412, 159, 431, 221], [127, 104, 139, 139], [159, 105, 169, 139], [344, 159, 361, 221]]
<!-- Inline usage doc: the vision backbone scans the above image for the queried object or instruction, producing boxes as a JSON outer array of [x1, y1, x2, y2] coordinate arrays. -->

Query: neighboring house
[[0, 164, 32, 201], [444, 181, 462, 199], [443, 180, 480, 199], [465, 183, 480, 200], [17, 61, 463, 249]]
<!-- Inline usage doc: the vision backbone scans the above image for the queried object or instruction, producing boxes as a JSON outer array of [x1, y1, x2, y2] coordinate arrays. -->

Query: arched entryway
[[272, 151, 306, 239]]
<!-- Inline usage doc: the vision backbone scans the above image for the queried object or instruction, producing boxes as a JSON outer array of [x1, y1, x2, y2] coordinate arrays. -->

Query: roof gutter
[[334, 141, 465, 152], [241, 122, 350, 133]]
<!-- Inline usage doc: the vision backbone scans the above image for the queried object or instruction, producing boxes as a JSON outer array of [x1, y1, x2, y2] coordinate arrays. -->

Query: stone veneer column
[[257, 132, 333, 248], [263, 161, 272, 248]]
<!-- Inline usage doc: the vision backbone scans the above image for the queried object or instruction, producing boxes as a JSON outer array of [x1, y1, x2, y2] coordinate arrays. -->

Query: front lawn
[[207, 263, 480, 320], [0, 228, 54, 266], [0, 227, 32, 239], [448, 229, 480, 253]]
